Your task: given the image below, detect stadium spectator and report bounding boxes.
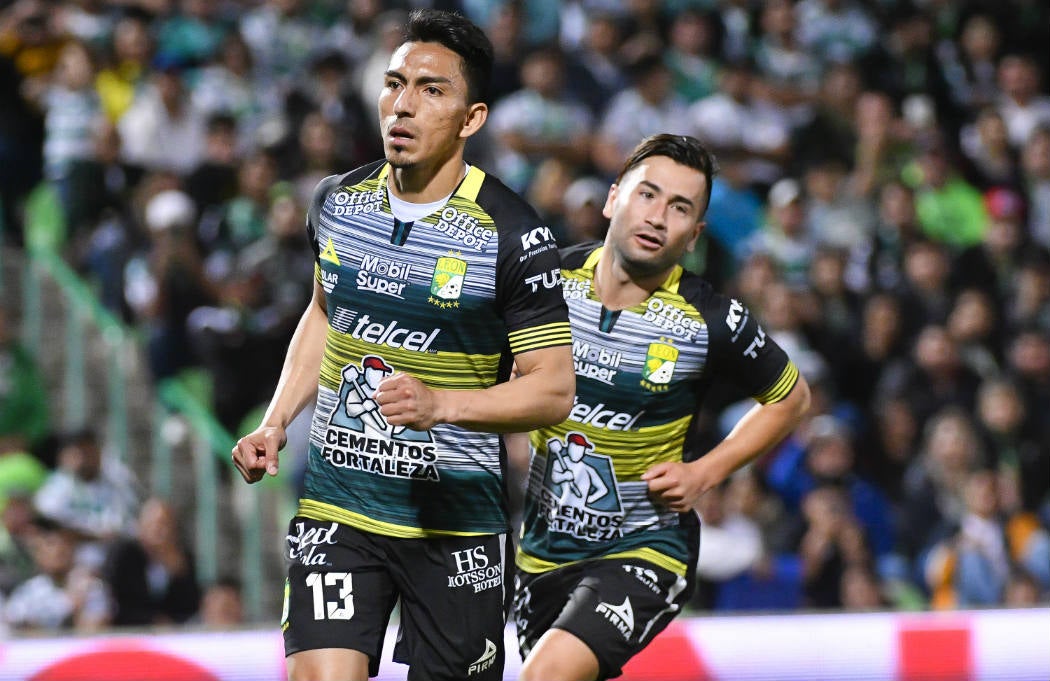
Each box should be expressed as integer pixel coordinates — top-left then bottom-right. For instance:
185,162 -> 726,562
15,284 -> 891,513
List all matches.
939,14 -> 1001,114
124,188 -> 215,379
489,46 -> 593,193
188,188 -> 314,429
95,13 -> 153,122
191,32 -> 276,153
996,54 -> 1050,149
744,178 -> 815,287
118,59 -> 206,174
591,51 -> 691,179
32,428 -> 139,564
0,493 -> 39,595
687,59 -> 789,188
1020,125 -> 1050,250
198,576 -> 244,628
791,62 -> 863,174
798,484 -> 871,608
695,481 -> 764,608
950,187 -> 1027,302
663,8 -> 719,105
752,0 -> 820,127
105,497 -> 200,626
562,11 -> 627,117
3,517 -> 113,632
900,407 -> 985,560
795,0 -> 878,66
959,108 -> 1021,190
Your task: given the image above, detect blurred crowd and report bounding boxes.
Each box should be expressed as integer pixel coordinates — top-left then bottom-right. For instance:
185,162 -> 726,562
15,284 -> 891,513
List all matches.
1,0 -> 1049,633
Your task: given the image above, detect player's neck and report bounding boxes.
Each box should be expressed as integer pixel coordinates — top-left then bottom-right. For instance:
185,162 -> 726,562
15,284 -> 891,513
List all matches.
388,153 -> 467,204
594,251 -> 668,310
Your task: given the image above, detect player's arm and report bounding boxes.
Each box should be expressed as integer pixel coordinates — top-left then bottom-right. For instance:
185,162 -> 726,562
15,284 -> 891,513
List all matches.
644,377 -> 810,512
374,344 -> 574,433
232,279 -> 328,482
644,297 -> 811,512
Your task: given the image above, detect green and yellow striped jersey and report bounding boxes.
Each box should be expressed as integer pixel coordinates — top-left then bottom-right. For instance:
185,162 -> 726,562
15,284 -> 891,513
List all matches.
298,161 -> 571,538
518,243 -> 799,576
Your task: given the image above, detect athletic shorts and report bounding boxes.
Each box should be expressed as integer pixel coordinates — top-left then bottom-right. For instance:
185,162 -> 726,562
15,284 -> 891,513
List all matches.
513,558 -> 689,680
282,516 -> 511,680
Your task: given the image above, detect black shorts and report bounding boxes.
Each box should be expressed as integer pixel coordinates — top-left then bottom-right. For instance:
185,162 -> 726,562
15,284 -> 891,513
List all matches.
513,558 -> 689,680
282,516 -> 511,681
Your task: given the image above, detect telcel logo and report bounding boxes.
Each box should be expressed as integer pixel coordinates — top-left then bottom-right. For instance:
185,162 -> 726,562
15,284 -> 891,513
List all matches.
349,315 -> 440,352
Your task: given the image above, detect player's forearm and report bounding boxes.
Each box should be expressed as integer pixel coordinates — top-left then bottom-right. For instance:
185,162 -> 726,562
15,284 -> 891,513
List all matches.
260,294 -> 328,430
696,376 -> 811,485
439,348 -> 575,432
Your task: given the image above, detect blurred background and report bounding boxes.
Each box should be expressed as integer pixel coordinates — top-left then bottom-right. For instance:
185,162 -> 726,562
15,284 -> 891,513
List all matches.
0,0 -> 1048,678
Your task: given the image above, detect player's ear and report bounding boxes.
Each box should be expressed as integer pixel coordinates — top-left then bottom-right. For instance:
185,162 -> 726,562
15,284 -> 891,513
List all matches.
459,102 -> 488,139
602,184 -> 618,219
685,220 -> 706,253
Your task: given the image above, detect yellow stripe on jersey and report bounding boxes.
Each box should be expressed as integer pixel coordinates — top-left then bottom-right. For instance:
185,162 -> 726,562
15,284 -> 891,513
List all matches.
755,361 -> 799,404
314,262 -> 322,283
516,547 -> 688,577
508,321 -> 572,354
532,414 -> 693,479
456,166 -> 486,202
318,328 -> 501,390
297,499 -> 488,539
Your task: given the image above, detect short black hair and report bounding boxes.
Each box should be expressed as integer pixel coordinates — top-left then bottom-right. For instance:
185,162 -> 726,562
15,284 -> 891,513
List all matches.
403,9 -> 494,105
616,134 -> 719,214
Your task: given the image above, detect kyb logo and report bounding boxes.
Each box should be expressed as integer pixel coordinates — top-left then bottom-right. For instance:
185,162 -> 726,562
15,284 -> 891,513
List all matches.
521,225 -> 555,250
286,521 -> 338,566
468,639 -> 498,676
448,546 -> 502,593
596,597 -> 635,640
572,340 -> 624,385
356,254 -> 413,299
524,269 -> 561,293
725,298 -> 751,342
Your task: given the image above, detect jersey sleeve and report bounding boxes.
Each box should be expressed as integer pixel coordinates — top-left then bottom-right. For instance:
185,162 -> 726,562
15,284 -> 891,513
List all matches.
707,294 -> 799,404
496,222 -> 572,355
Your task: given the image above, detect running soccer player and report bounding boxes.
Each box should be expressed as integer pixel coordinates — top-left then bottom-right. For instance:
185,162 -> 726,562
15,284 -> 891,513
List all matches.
231,10 -> 575,681
513,134 -> 811,681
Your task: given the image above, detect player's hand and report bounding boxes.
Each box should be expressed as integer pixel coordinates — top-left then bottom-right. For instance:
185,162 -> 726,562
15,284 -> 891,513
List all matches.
642,461 -> 714,513
231,425 -> 286,484
374,372 -> 442,431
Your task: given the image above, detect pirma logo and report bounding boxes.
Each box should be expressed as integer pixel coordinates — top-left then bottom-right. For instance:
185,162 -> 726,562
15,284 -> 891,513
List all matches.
596,597 -> 635,640
468,638 -> 498,676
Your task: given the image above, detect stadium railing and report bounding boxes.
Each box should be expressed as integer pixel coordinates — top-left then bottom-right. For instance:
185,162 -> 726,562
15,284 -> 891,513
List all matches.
16,185 -> 286,622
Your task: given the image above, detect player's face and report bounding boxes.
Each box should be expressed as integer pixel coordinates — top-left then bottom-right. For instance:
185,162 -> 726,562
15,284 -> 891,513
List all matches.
603,155 -> 706,278
378,41 -> 483,169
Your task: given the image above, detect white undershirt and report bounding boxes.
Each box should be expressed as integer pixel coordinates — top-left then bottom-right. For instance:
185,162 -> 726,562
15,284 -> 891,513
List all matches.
387,164 -> 470,222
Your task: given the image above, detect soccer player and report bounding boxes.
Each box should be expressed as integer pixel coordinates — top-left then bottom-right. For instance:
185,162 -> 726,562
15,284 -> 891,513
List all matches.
231,10 -> 575,681
513,134 -> 811,681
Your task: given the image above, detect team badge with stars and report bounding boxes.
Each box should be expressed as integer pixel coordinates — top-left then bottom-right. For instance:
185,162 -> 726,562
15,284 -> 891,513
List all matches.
641,337 -> 678,392
428,251 -> 467,309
